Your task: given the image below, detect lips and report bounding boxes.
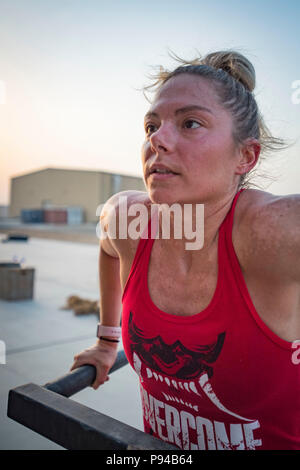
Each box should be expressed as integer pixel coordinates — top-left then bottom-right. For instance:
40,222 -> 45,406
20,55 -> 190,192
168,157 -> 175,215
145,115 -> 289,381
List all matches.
148,164 -> 179,178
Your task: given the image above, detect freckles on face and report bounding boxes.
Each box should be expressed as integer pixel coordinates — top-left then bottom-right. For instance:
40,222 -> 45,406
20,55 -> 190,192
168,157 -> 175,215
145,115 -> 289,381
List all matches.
141,74 -> 239,202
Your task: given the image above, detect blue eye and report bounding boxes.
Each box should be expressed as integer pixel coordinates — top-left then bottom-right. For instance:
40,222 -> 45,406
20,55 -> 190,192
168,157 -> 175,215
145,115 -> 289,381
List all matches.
184,120 -> 201,129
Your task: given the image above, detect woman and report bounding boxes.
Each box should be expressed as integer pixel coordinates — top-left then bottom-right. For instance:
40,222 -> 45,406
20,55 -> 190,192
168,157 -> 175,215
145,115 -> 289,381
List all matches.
71,50 -> 300,450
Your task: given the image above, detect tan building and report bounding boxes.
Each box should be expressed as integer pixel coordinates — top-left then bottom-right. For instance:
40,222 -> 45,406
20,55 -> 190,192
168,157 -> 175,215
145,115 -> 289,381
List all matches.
9,167 -> 146,222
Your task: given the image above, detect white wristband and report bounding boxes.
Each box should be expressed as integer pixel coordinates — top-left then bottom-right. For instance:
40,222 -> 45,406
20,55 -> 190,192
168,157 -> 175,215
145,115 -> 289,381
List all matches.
97,324 -> 121,338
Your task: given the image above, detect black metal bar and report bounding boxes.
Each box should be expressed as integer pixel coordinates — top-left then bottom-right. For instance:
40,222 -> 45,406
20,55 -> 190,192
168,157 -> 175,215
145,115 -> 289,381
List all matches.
44,349 -> 128,397
7,348 -> 178,449
7,383 -> 178,450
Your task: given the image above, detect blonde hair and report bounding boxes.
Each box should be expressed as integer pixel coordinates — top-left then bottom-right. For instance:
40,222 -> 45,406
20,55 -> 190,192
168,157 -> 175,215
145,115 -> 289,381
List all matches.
144,50 -> 288,189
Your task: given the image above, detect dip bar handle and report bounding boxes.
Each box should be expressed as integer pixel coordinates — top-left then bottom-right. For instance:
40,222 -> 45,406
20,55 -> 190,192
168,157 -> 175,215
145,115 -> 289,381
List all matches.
43,349 -> 128,397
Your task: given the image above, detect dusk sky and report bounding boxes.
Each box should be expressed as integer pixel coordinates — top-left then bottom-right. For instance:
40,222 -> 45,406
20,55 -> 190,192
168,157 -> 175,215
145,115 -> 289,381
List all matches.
0,0 -> 299,204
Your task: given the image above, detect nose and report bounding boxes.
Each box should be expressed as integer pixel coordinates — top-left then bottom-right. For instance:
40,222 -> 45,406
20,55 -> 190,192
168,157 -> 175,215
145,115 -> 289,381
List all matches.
149,122 -> 175,154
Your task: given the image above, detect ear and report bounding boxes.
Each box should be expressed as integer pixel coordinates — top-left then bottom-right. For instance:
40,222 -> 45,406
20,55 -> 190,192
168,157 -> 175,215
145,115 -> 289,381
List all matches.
235,138 -> 261,175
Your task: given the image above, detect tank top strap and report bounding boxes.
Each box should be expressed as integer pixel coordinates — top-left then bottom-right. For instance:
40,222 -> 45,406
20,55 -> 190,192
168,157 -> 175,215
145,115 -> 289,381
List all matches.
123,192 -> 244,301
122,206 -> 159,301
217,188 -> 245,276
222,188 -> 245,234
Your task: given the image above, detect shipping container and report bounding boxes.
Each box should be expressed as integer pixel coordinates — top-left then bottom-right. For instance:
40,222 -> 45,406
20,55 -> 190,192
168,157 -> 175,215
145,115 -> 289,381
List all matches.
21,209 -> 44,223
44,208 -> 67,224
66,206 -> 84,224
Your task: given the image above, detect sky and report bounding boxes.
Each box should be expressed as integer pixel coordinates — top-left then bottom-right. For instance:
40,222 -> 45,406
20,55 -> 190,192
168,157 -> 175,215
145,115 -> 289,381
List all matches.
0,0 -> 299,205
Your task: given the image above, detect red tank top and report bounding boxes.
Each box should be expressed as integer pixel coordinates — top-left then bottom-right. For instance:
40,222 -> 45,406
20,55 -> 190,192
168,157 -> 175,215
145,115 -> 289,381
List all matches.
121,190 -> 300,450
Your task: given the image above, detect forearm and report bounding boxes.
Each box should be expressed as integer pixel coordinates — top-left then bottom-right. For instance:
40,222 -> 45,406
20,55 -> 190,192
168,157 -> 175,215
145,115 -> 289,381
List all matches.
70,241 -> 122,388
99,244 -> 122,329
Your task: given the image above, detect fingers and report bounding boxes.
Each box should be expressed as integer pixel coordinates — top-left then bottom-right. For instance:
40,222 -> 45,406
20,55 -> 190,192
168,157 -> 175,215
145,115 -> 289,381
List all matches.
70,350 -> 97,372
70,345 -> 116,390
70,358 -> 109,390
71,355 -> 109,389
70,352 -> 84,371
70,354 -> 87,372
92,365 -> 110,390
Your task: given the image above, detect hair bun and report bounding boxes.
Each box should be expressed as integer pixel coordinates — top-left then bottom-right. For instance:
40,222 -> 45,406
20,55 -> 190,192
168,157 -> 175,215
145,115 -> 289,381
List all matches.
202,50 -> 256,92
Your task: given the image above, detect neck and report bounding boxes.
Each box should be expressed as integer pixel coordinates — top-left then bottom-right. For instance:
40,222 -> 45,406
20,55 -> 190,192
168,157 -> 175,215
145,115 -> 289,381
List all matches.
154,189 -> 239,253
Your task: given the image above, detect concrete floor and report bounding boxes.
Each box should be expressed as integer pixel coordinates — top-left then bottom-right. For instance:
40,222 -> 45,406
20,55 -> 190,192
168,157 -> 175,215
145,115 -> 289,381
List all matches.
0,234 -> 142,450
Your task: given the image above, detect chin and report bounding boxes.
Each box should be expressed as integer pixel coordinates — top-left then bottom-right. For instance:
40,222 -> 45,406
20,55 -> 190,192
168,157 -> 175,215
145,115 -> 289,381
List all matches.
147,188 -> 180,206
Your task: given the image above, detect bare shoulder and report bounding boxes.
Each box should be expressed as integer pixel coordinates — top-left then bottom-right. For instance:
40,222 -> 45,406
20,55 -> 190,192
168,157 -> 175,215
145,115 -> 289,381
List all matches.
236,188 -> 300,240
234,188 -> 300,281
100,190 -> 152,258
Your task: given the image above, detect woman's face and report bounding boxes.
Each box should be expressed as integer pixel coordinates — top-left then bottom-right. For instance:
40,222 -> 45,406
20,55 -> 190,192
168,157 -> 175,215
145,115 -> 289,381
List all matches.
141,73 -> 244,205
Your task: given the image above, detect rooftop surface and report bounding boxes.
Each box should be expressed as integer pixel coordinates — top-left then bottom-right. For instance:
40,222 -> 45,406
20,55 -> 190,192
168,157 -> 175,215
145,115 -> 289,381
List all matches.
0,229 -> 142,450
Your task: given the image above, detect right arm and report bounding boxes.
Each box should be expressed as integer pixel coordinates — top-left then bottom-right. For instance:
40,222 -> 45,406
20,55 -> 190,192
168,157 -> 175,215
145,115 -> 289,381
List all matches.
70,200 -> 123,389
70,190 -> 150,389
